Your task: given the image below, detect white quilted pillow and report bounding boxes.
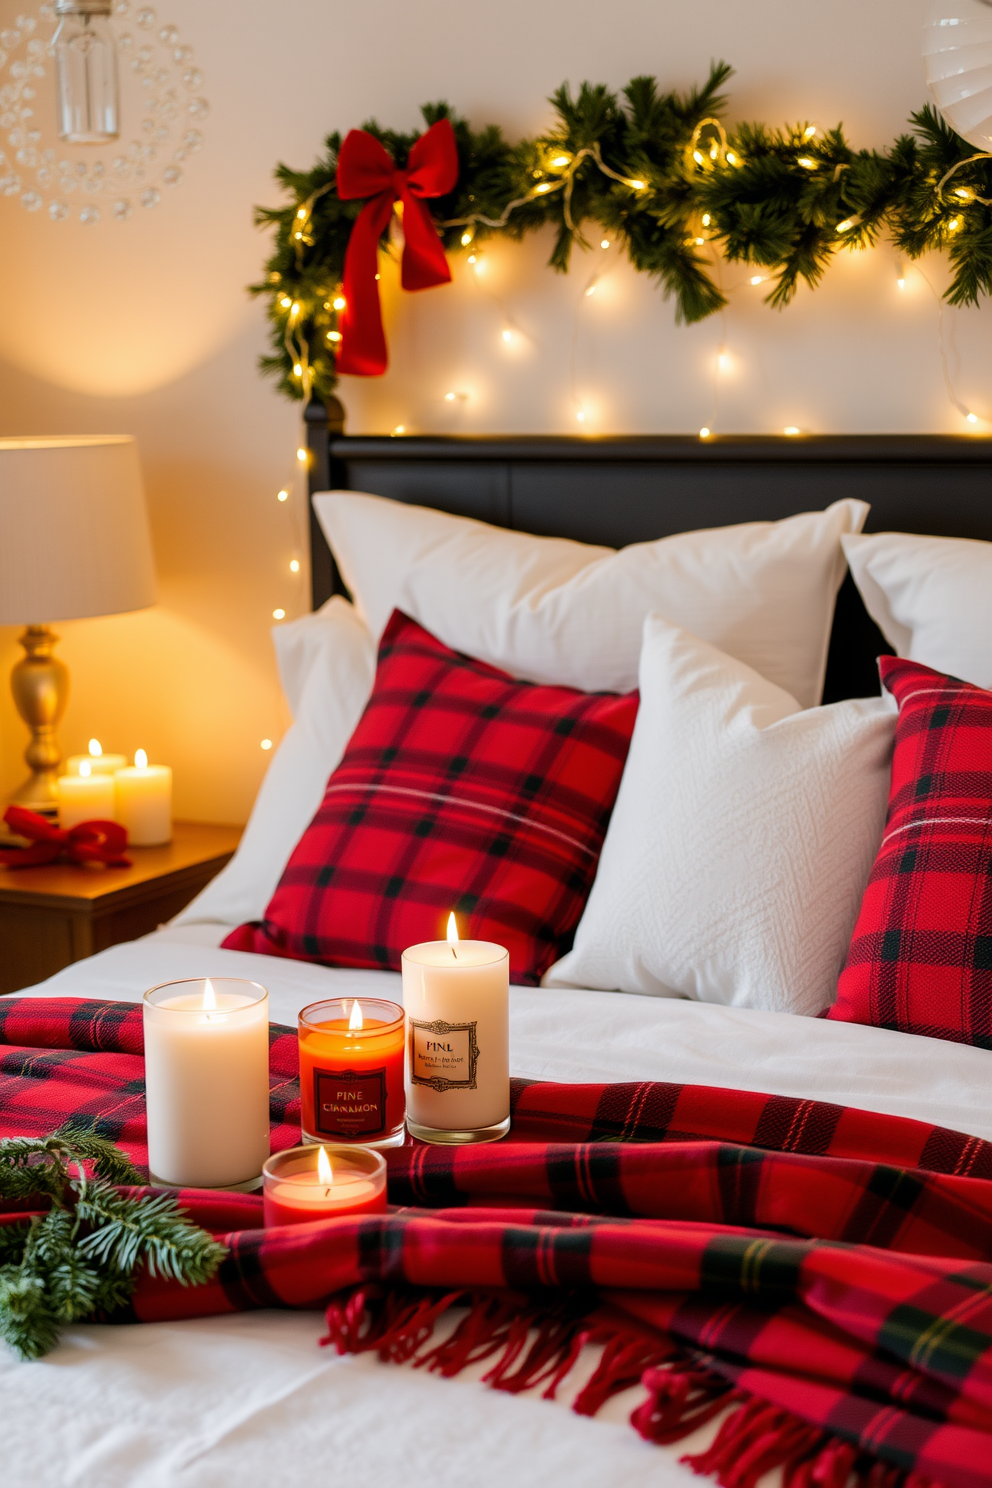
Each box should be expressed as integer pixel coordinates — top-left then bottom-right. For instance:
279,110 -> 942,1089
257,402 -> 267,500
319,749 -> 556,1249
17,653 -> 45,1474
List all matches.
843,530 -> 992,689
545,615 -> 895,1015
174,598 -> 376,927
313,491 -> 867,709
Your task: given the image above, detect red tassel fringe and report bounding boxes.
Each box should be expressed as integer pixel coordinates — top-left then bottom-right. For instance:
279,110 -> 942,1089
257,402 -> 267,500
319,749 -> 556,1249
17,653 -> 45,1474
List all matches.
321,1288 -> 940,1488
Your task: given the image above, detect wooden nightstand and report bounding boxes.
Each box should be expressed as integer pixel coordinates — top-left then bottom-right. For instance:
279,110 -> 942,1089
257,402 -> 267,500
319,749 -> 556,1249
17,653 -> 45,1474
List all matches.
0,820 -> 242,995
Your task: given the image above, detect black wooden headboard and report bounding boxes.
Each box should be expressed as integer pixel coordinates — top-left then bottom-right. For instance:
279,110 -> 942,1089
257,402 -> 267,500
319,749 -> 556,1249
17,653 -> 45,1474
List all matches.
304,402 -> 992,704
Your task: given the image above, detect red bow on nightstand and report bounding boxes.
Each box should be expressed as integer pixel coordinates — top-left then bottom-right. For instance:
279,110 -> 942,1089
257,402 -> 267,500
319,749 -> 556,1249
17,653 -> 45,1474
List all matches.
0,806 -> 131,868
335,117 -> 459,377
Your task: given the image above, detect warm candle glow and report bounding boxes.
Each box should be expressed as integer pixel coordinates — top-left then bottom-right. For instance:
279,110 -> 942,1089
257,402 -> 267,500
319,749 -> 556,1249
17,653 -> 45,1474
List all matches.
135,749 -> 148,769
202,978 -> 216,1012
348,999 -> 363,1031
88,739 -> 102,757
80,760 -> 92,778
447,913 -> 459,944
317,1145 -> 333,1186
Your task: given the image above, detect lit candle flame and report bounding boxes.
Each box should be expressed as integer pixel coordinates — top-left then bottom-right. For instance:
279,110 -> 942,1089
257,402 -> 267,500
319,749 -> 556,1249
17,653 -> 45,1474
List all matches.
88,738 -> 102,757
317,1145 -> 333,1188
80,761 -> 91,778
202,978 -> 216,1011
135,749 -> 148,769
348,999 -> 363,1031
447,912 -> 459,960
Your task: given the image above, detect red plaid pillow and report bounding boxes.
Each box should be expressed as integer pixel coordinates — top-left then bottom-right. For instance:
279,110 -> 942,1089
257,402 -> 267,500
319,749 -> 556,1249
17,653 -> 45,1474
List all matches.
223,610 -> 638,984
829,656 -> 992,1047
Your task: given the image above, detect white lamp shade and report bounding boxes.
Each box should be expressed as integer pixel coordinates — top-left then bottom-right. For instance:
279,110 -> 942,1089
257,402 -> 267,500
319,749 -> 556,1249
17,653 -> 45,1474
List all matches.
924,0 -> 992,149
0,435 -> 157,625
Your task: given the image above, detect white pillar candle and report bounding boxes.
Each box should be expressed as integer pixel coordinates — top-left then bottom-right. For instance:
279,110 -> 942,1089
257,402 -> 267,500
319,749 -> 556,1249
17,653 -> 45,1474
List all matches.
65,738 -> 128,776
143,977 -> 270,1188
57,763 -> 116,828
402,915 -> 510,1144
115,749 -> 172,845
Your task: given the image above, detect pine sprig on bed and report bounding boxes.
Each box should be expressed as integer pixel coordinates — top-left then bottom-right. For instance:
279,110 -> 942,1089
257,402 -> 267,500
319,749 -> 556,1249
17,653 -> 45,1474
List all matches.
0,1127 -> 227,1361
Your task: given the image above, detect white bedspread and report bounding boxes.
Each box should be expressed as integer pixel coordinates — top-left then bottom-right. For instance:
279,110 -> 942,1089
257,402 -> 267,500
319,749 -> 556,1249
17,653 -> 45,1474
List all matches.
5,925 -> 992,1488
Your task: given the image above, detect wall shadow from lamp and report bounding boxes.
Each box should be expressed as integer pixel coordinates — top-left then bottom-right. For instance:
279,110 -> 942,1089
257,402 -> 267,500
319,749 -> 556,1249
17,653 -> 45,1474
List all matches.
0,436 -> 157,820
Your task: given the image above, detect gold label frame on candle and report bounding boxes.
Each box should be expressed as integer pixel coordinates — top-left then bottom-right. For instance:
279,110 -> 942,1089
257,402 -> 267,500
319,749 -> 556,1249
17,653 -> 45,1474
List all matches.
409,1017 -> 480,1093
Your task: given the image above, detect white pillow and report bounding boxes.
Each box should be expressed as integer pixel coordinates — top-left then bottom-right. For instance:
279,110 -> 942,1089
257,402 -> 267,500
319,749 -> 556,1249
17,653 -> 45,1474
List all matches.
843,530 -> 992,689
545,616 -> 894,1015
174,597 -> 375,927
314,491 -> 868,709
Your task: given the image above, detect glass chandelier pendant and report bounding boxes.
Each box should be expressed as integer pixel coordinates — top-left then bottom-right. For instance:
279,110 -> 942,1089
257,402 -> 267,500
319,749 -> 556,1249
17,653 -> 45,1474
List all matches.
53,0 -> 120,144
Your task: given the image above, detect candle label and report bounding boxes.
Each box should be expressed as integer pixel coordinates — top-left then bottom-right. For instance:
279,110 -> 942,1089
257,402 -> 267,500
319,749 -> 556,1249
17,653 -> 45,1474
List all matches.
313,1067 -> 386,1138
409,1019 -> 479,1093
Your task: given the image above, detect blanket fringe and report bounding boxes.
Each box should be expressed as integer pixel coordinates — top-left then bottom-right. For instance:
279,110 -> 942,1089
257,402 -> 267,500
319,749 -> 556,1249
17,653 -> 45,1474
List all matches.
321,1289 -> 942,1488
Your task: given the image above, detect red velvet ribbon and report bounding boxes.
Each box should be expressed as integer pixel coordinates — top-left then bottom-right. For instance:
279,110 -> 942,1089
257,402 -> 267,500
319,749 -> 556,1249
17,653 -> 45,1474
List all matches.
335,118 -> 459,377
0,805 -> 131,868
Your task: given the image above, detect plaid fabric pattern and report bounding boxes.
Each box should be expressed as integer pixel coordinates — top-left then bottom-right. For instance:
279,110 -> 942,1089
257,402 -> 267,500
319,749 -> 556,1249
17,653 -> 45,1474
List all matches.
7,996 -> 992,1488
223,609 -> 638,983
831,656 -> 992,1048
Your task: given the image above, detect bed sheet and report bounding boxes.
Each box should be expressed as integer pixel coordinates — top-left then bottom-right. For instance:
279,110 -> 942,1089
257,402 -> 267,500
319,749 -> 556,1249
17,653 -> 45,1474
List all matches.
5,926 -> 992,1488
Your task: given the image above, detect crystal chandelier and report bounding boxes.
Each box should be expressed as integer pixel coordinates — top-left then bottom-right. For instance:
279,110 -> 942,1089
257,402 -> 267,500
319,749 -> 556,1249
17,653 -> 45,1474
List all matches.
0,1 -> 208,223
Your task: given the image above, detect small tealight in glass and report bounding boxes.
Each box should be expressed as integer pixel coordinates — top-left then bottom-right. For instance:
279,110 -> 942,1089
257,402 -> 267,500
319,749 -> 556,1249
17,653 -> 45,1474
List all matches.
262,1144 -> 387,1227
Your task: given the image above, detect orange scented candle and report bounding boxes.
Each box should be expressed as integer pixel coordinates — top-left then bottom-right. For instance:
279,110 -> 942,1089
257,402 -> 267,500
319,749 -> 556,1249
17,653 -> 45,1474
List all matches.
262,1144 -> 387,1227
298,997 -> 406,1149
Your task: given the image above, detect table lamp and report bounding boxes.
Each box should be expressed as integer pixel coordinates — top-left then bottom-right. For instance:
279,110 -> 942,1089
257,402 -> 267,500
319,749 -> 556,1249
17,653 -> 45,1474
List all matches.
0,436 -> 157,816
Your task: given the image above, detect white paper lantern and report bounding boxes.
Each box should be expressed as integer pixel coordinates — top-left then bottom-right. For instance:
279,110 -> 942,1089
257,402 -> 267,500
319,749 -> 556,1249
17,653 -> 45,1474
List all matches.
924,0 -> 992,149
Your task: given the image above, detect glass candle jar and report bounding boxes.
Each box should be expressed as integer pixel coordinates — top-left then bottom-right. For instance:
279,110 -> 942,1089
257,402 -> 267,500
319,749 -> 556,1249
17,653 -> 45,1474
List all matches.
298,998 -> 406,1149
143,978 -> 270,1189
402,939 -> 510,1144
262,1143 -> 387,1227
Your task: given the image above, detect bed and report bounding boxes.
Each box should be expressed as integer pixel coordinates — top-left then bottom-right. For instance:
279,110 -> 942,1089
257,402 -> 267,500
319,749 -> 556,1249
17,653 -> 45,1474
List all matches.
5,419 -> 992,1488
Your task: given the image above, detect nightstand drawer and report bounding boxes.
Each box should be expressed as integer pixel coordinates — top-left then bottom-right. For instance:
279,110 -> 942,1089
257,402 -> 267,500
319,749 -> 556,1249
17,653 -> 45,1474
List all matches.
0,821 -> 242,994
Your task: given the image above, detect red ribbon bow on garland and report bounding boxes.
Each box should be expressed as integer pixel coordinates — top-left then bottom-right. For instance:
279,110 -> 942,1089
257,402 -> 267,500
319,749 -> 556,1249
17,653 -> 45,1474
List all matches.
0,806 -> 131,869
335,118 -> 459,377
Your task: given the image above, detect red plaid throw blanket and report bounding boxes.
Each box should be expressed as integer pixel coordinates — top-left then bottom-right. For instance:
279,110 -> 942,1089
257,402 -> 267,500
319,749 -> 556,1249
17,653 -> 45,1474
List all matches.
3,997 -> 992,1488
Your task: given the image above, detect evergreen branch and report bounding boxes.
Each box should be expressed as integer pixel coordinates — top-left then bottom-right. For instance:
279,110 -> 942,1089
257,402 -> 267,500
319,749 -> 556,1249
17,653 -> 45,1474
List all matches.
251,70 -> 992,401
0,1131 -> 227,1361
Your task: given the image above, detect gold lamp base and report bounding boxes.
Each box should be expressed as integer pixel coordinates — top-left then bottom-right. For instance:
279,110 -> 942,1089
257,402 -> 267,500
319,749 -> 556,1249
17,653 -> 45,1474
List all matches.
7,624 -> 69,818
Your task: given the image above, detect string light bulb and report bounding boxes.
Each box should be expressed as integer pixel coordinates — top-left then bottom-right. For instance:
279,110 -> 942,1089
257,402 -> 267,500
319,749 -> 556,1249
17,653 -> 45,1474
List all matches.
717,350 -> 731,371
699,426 -> 712,439
836,219 -> 855,233
726,151 -> 740,166
393,424 -> 406,435
296,447 -> 307,462
277,488 -> 289,502
460,230 -> 473,246
628,178 -> 646,190
783,426 -> 802,437
701,214 -> 711,227
332,295 -> 346,310
750,274 -> 766,286
327,330 -> 342,342
260,739 -> 272,751
272,608 -> 286,620
293,362 -> 302,376
279,295 -> 292,309
501,327 -> 513,343
289,559 -> 300,573
954,188 -> 973,201
535,182 -> 554,194
948,217 -> 962,232
550,153 -> 570,168
803,125 -> 817,139
967,411 -> 979,424
797,157 -> 817,170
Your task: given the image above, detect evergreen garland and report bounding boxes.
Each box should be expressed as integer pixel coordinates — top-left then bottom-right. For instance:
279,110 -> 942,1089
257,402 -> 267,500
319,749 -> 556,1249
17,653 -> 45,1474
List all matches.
251,66 -> 992,405
0,1127 -> 226,1360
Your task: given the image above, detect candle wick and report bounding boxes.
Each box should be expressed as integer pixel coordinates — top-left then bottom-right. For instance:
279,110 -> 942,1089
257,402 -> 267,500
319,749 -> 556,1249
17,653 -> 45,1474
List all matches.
450,944 -> 458,960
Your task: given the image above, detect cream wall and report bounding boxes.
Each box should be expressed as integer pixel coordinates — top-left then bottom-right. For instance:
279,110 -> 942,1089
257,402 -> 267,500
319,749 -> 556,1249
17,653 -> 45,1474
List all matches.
0,0 -> 985,823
